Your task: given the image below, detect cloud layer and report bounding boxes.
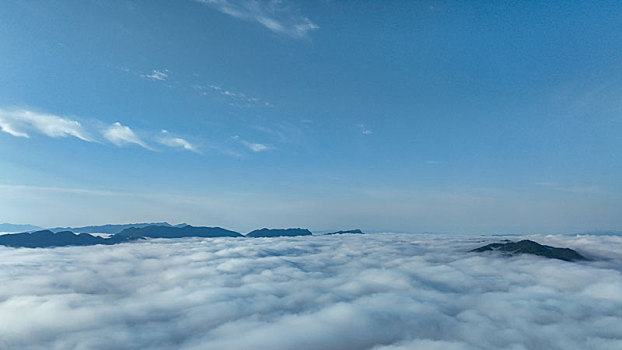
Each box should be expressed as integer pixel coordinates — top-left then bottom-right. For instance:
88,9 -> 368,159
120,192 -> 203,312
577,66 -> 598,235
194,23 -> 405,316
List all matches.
0,233 -> 620,349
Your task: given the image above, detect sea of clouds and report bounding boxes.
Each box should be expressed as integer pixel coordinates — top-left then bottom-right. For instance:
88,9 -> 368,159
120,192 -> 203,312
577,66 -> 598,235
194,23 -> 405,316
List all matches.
0,233 -> 621,350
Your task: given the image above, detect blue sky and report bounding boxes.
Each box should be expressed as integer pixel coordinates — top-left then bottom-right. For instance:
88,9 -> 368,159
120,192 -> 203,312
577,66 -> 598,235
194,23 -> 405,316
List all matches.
1,0 -> 621,233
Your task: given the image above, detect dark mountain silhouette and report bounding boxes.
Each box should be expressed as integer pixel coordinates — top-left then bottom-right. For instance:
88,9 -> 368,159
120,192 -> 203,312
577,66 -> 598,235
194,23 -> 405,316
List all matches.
0,225 -> 241,248
110,225 -> 241,243
471,240 -> 587,261
246,228 -> 312,237
324,229 -> 364,235
0,230 -> 106,248
0,223 -> 42,233
49,222 -> 181,234
0,224 -> 369,248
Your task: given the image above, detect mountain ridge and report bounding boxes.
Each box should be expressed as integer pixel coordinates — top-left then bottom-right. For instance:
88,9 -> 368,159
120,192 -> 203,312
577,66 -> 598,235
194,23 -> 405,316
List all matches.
471,239 -> 587,261
0,225 -> 341,248
324,229 -> 363,235
48,222 -> 186,234
0,223 -> 43,233
246,228 -> 312,238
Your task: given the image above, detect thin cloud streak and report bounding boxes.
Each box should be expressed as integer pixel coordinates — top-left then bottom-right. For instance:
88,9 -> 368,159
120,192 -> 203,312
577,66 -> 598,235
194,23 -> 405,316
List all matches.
141,69 -> 168,81
196,0 -> 319,38
0,108 -> 92,141
242,140 -> 270,152
536,182 -> 603,194
193,83 -> 272,108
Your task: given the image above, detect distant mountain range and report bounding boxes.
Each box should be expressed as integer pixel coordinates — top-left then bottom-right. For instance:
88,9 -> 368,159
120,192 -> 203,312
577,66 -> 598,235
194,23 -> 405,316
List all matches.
0,225 -> 600,263
112,225 -> 242,241
0,223 -> 43,233
0,225 -> 363,248
49,222 -> 187,234
0,230 -> 107,248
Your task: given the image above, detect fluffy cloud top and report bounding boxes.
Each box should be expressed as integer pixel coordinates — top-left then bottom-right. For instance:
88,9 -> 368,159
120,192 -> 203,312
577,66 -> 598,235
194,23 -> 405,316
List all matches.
0,233 -> 620,349
104,122 -> 149,148
0,108 -> 92,141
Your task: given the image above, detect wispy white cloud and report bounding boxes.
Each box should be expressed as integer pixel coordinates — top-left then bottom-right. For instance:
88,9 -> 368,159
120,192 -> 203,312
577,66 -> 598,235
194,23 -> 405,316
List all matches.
242,140 -> 270,152
356,123 -> 373,135
536,182 -> 603,194
550,79 -> 622,122
158,130 -> 198,152
0,108 -> 92,141
0,117 -> 28,138
252,121 -> 305,145
196,0 -> 319,38
103,122 -> 149,149
0,107 -> 212,155
141,69 -> 168,81
232,136 -> 270,153
194,83 -> 272,108
535,182 -> 561,187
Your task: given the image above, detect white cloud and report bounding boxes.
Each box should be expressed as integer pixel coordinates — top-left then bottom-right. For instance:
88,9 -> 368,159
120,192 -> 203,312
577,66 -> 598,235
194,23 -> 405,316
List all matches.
357,123 -> 373,135
252,122 -> 304,144
196,0 -> 319,39
0,118 -> 28,138
0,233 -> 621,349
103,122 -> 149,148
536,182 -> 603,194
141,69 -> 168,81
242,140 -> 269,152
0,107 -> 207,155
194,83 -> 271,108
158,130 -> 198,152
0,108 -> 92,141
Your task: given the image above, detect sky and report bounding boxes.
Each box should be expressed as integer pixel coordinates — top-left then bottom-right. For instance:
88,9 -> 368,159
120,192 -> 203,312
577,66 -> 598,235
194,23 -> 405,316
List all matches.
1,0 -> 621,233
